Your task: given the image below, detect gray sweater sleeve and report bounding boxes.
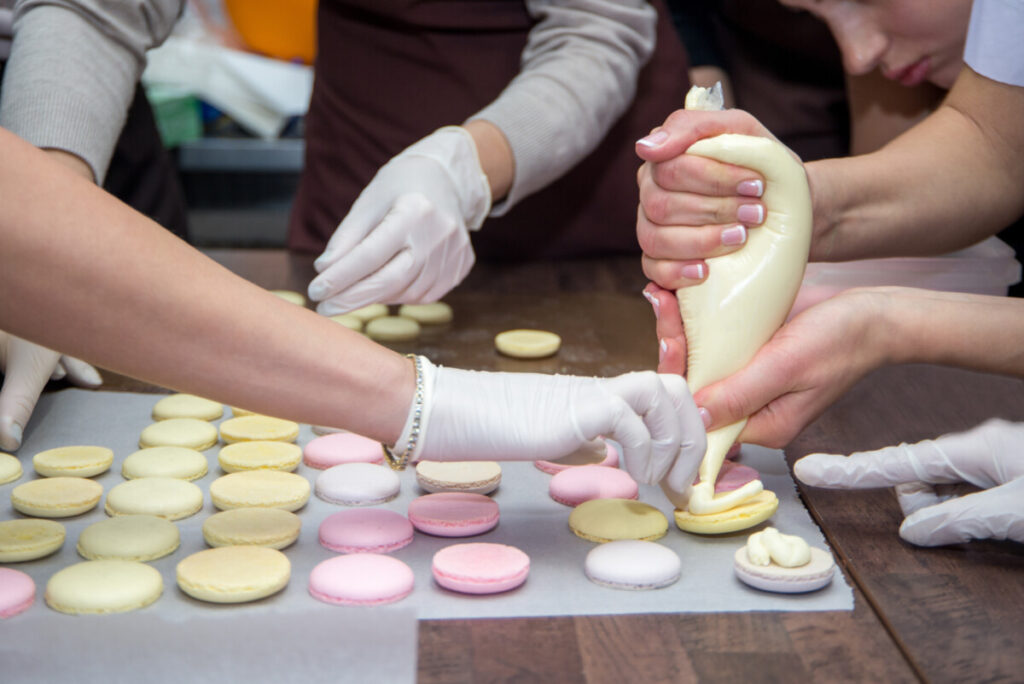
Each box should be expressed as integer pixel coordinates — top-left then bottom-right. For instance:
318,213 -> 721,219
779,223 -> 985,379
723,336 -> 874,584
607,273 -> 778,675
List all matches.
0,0 -> 182,182
469,0 -> 656,215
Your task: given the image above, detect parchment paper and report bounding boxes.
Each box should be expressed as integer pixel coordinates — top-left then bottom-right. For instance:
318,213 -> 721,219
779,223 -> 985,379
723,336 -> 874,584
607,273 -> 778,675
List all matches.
2,389 -> 853,680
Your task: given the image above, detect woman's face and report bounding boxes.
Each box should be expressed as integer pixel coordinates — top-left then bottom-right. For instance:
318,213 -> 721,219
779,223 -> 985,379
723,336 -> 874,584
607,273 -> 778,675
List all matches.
778,0 -> 971,89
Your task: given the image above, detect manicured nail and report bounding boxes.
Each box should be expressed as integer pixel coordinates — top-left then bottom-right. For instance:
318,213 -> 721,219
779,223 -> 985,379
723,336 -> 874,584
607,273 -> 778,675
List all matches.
681,263 -> 705,280
737,204 -> 764,224
737,180 -> 764,198
699,407 -> 712,429
659,339 -> 668,362
637,130 -> 670,148
721,225 -> 747,246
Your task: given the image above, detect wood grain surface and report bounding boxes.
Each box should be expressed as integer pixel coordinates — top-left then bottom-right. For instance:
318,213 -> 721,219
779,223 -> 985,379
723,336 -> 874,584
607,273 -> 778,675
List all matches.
100,250 -> 1022,683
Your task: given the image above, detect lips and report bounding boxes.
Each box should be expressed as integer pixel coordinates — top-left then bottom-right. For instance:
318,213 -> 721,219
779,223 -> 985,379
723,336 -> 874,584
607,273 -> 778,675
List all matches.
884,57 -> 931,87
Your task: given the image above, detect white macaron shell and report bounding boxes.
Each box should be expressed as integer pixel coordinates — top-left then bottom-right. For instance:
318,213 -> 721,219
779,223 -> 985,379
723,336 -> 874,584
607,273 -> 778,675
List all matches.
584,539 -> 681,590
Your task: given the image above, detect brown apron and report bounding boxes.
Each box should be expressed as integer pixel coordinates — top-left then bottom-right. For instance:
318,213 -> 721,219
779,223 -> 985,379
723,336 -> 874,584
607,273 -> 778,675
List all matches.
288,0 -> 690,259
710,0 -> 850,161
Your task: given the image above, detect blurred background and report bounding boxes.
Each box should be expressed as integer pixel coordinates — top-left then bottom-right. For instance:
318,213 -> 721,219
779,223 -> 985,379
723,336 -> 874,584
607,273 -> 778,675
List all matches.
143,0 -> 317,248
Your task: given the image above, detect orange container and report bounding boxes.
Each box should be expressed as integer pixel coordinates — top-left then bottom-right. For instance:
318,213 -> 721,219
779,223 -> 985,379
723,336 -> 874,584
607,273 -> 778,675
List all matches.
223,0 -> 317,64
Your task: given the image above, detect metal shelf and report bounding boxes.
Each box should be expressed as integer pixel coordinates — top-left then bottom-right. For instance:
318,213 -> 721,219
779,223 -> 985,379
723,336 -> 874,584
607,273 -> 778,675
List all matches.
177,137 -> 304,172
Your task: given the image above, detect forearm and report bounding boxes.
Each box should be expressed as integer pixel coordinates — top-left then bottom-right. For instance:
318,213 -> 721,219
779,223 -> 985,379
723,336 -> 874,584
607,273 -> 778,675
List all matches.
470,0 -> 655,214
808,68 -> 1024,262
1,0 -> 181,182
878,287 -> 1024,376
463,119 -> 514,204
0,129 -> 413,443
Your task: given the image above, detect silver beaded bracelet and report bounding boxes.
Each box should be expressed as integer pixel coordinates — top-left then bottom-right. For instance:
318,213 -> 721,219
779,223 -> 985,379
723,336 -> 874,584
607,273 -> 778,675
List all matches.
382,354 -> 424,471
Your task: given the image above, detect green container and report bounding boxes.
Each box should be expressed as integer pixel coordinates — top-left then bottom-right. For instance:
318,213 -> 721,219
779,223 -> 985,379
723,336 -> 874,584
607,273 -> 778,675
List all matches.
145,85 -> 203,149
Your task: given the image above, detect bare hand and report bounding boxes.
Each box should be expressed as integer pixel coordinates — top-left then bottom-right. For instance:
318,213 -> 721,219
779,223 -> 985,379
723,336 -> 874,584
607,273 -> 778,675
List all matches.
635,109 -> 777,290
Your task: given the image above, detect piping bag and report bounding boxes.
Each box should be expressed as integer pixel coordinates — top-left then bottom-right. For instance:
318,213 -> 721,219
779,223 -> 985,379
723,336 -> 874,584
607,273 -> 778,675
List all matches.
659,84 -> 813,514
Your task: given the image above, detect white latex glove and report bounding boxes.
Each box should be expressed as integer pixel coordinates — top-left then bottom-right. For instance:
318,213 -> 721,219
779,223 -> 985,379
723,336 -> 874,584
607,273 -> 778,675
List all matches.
308,126 -> 491,314
0,331 -> 102,450
794,418 -> 1024,546
401,358 -> 707,487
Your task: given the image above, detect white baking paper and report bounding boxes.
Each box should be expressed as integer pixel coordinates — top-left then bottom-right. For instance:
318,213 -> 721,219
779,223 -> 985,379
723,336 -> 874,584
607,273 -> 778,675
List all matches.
2,389 -> 852,680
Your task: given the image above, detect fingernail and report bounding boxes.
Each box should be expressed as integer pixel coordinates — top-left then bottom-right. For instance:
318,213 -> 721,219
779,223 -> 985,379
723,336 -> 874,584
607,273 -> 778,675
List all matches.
698,407 -> 711,429
650,296 -> 660,318
637,130 -> 669,148
308,281 -> 326,301
659,339 -> 668,362
721,225 -> 747,246
737,204 -> 764,224
737,180 -> 764,197
681,263 -> 705,280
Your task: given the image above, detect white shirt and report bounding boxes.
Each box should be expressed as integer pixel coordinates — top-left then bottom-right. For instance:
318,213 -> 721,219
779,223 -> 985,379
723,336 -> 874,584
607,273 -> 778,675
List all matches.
964,0 -> 1024,87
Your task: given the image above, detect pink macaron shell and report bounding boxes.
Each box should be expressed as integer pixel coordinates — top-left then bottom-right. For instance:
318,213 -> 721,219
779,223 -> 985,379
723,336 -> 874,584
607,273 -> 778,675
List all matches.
319,508 -> 414,554
309,553 -> 415,606
407,492 -> 499,537
693,460 -> 760,492
548,465 -> 638,507
304,432 -> 384,469
535,441 -> 620,475
432,542 -> 530,595
0,568 -> 35,619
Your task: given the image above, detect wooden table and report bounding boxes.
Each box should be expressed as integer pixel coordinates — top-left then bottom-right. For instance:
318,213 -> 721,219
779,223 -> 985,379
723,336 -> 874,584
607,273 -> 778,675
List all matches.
119,249 -> 1024,683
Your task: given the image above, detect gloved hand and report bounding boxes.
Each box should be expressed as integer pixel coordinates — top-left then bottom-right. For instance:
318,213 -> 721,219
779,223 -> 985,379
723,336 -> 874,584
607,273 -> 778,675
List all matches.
0,331 -> 102,451
794,418 -> 1024,546
308,126 -> 492,315
406,358 -> 707,487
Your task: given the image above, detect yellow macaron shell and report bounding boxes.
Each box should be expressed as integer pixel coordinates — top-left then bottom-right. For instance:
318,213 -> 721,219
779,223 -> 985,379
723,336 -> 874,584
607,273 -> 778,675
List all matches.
494,329 -> 561,359
0,453 -> 24,484
11,477 -> 103,518
364,315 -> 421,342
202,508 -> 302,549
330,313 -> 363,331
46,560 -> 163,615
218,441 -> 303,473
152,393 -> 224,421
673,490 -> 780,535
104,477 -> 204,521
176,546 -> 291,603
77,515 -> 180,561
568,499 -> 669,543
397,302 -> 453,325
139,418 -> 219,450
209,470 -> 310,511
121,446 -> 209,481
347,303 -> 388,322
0,518 -> 66,562
33,445 -> 114,478
219,416 -> 300,444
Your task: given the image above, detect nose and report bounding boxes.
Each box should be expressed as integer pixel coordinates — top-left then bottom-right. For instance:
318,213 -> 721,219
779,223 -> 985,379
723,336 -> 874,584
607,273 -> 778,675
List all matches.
830,15 -> 888,76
